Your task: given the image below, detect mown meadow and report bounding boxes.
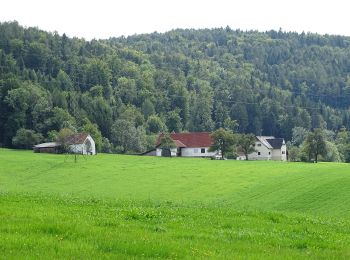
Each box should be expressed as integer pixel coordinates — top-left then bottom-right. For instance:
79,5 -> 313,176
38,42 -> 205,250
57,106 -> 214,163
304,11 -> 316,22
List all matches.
1,149 -> 350,258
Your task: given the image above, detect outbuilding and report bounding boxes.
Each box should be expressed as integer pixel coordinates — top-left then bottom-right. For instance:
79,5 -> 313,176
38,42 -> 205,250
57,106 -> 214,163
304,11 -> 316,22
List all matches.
33,133 -> 96,155
33,142 -> 61,153
65,133 -> 96,155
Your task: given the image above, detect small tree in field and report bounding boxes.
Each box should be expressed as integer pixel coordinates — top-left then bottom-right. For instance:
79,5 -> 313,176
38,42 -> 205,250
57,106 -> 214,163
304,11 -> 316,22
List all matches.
209,128 -> 235,159
236,133 -> 256,160
159,133 -> 176,157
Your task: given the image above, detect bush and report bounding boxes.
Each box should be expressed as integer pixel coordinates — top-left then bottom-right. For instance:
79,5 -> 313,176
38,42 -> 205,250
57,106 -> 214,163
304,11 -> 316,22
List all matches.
12,128 -> 43,149
145,134 -> 157,150
288,146 -> 300,162
324,141 -> 341,162
101,137 -> 113,153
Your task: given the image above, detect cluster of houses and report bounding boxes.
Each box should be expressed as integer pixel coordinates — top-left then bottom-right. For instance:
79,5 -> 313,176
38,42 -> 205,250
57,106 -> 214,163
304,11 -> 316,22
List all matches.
33,132 -> 287,161
142,132 -> 287,161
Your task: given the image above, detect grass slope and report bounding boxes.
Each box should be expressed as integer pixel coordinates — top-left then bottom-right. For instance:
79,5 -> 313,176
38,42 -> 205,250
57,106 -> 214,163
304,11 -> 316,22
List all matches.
1,149 -> 350,215
2,194 -> 350,259
1,149 -> 350,258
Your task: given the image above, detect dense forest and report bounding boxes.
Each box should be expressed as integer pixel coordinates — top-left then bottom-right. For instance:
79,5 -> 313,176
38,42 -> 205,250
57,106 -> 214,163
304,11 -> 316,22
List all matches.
1,21 -> 350,155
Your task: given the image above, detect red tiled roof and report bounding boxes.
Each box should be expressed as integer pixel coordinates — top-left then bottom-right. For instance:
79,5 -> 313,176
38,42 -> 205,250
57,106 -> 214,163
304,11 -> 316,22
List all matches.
65,133 -> 89,145
157,132 -> 213,148
173,139 -> 187,148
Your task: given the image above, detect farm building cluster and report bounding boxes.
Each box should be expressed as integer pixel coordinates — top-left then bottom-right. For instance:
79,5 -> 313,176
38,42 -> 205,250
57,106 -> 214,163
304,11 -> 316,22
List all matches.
33,131 -> 286,160
143,132 -> 287,161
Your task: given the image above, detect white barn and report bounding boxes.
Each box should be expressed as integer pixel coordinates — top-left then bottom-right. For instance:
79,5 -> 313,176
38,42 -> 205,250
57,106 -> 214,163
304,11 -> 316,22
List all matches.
154,132 -> 218,158
34,133 -> 96,155
66,133 -> 96,155
237,136 -> 287,161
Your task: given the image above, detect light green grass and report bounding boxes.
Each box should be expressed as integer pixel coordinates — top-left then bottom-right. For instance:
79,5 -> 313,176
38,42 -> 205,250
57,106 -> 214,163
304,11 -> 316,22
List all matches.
2,194 -> 350,259
1,149 -> 350,215
1,148 -> 350,258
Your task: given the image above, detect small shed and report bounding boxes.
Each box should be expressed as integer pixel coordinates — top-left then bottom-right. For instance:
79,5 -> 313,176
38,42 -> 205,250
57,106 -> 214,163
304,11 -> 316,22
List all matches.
33,133 -> 96,155
33,142 -> 61,153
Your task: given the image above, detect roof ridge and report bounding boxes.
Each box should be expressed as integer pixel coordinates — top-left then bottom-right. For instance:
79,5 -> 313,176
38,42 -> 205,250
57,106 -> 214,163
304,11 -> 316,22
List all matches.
157,132 -> 213,148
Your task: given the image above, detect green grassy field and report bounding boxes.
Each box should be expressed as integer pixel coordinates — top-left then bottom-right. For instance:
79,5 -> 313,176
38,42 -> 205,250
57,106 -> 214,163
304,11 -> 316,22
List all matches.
1,148 -> 350,258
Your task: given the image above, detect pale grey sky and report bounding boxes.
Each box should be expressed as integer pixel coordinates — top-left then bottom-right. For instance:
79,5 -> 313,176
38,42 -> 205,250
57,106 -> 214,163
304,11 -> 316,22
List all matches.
1,0 -> 349,39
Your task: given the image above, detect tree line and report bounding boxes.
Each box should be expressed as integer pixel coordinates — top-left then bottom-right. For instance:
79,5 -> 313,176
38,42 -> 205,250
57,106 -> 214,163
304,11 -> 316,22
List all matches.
1,21 -> 350,159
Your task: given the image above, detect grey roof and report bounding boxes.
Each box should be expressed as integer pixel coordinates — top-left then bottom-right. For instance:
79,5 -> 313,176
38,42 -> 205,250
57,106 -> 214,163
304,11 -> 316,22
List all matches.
33,142 -> 60,148
256,136 -> 273,149
266,138 -> 285,149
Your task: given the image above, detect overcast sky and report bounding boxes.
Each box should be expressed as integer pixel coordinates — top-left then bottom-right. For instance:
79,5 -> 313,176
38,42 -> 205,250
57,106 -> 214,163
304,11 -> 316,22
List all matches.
1,0 -> 349,40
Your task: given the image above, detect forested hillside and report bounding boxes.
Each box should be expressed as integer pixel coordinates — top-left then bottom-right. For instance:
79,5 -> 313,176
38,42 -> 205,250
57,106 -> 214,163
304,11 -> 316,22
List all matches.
1,21 -> 350,153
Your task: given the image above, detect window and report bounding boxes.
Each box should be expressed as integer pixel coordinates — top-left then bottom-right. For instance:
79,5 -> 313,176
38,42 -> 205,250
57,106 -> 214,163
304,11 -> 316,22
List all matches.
201,148 -> 205,153
268,152 -> 271,155
282,151 -> 285,154
194,148 -> 198,153
258,152 -> 261,155
257,143 -> 261,147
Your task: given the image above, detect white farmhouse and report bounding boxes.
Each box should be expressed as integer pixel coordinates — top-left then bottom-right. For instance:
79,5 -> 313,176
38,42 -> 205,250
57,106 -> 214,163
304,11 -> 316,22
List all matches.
66,133 -> 96,155
154,132 -> 218,157
237,136 -> 287,161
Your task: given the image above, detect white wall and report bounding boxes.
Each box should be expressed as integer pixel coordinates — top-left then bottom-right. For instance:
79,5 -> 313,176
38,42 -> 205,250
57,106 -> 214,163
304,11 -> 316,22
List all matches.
236,155 -> 246,160
69,135 -> 96,155
156,148 -> 177,157
281,144 -> 287,161
181,147 -> 216,157
249,141 -> 272,160
271,145 -> 287,161
156,147 -> 216,157
85,135 -> 96,155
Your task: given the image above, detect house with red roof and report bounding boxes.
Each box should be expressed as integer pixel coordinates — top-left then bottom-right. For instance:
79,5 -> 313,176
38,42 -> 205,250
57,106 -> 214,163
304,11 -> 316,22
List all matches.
152,132 -> 218,157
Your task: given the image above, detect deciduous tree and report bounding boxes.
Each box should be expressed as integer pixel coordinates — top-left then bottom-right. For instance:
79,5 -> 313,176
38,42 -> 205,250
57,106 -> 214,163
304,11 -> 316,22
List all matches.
110,119 -> 145,153
236,134 -> 256,160
209,128 -> 235,159
12,128 -> 43,149
303,128 -> 327,163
